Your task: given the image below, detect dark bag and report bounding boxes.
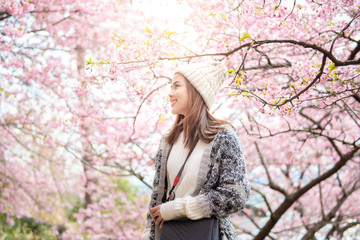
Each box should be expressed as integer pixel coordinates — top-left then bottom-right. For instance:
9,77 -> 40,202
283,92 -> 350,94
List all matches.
160,216 -> 219,240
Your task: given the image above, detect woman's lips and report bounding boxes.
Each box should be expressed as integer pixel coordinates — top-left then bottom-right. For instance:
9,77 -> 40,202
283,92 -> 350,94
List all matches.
170,99 -> 177,107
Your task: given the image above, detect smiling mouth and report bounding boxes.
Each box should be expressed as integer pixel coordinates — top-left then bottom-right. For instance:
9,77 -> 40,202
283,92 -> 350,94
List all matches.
170,100 -> 177,106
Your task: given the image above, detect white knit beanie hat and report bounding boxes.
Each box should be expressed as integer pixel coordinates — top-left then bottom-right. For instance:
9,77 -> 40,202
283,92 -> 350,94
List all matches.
174,62 -> 228,109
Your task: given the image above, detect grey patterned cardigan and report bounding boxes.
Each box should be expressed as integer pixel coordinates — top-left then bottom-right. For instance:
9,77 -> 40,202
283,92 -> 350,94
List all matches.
145,126 -> 250,240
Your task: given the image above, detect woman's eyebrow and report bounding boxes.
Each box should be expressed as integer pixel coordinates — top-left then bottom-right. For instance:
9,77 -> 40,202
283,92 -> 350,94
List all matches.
171,80 -> 181,86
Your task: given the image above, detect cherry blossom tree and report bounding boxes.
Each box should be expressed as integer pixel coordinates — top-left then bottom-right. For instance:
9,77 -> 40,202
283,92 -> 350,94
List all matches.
1,0 -> 151,239
1,0 -> 359,239
105,1 -> 360,238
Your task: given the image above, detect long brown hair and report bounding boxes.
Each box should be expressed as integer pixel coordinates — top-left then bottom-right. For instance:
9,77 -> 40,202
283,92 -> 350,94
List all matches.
165,75 -> 231,149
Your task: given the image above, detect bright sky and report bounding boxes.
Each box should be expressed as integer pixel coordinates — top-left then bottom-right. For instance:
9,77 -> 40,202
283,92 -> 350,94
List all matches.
132,0 -> 193,32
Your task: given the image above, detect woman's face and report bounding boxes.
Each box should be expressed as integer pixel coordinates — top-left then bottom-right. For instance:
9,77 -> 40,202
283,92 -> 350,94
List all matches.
169,73 -> 190,116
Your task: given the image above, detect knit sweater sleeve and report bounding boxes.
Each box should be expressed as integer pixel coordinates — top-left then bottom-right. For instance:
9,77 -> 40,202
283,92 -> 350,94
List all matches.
144,146 -> 162,225
160,195 -> 204,220
144,133 -> 168,240
195,129 -> 250,218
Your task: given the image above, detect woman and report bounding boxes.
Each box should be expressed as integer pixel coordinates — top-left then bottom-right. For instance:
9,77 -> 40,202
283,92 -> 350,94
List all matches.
142,62 -> 250,240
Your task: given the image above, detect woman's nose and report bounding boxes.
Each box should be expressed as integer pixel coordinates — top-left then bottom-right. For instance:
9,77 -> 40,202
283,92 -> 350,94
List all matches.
168,89 -> 174,98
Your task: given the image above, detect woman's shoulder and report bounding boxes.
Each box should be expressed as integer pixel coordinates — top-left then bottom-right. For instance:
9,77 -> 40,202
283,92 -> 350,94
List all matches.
158,129 -> 170,141
213,124 -> 242,148
216,124 -> 239,139
157,129 -> 170,148
209,125 -> 245,163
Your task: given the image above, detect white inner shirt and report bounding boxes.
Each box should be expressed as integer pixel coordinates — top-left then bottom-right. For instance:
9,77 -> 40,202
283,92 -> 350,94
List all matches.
167,131 -> 207,198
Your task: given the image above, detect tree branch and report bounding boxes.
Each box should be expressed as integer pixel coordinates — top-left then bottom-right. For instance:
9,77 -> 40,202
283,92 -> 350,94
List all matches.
255,141 -> 289,196
301,178 -> 360,239
329,9 -> 360,54
253,146 -> 359,240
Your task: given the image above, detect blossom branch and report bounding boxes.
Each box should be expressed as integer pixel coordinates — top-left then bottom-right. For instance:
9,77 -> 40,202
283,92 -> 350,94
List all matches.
255,141 -> 289,196
253,146 -> 359,240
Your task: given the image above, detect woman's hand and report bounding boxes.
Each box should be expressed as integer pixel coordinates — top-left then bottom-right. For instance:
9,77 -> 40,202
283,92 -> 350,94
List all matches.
150,205 -> 165,228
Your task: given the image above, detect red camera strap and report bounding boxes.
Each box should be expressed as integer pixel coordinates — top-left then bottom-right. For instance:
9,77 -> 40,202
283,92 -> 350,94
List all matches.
162,137 -> 199,202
